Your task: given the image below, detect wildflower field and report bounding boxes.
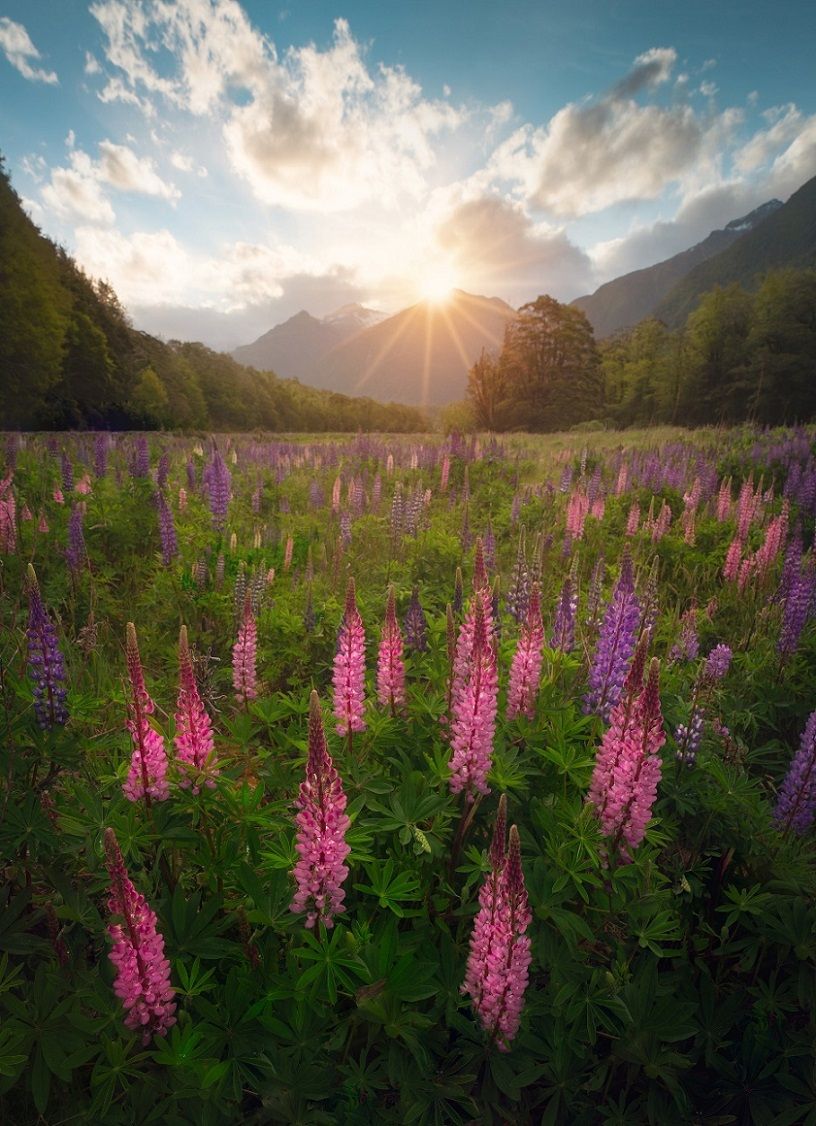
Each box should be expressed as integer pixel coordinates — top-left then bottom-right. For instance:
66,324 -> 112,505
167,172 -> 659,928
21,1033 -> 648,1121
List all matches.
1,426 -> 816,1125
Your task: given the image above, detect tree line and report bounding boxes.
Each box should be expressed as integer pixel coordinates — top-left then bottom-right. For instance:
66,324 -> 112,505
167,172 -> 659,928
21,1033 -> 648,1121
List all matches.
0,156 -> 426,433
467,272 -> 816,431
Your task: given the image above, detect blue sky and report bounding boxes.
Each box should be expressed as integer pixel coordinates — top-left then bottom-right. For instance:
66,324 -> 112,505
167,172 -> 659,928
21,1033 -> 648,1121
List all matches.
1,0 -> 815,350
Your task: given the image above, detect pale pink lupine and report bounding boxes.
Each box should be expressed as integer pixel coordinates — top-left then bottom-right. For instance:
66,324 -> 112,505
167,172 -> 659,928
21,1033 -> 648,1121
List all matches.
448,599 -> 498,801
716,478 -> 732,522
449,540 -> 494,721
333,577 -> 367,738
652,501 -> 672,542
123,624 -> 169,803
290,691 -> 351,928
0,479 -> 16,553
625,501 -> 640,536
723,537 -> 742,581
376,585 -> 406,715
104,828 -> 176,1043
75,474 -> 92,495
233,597 -> 258,704
565,489 -> 589,540
507,585 -> 544,721
53,488 -> 65,505
590,497 -> 605,522
20,503 -> 32,521
754,502 -> 789,579
178,487 -> 187,512
738,555 -> 757,592
440,455 -> 450,492
462,809 -> 531,1052
37,512 -> 49,534
586,653 -> 665,859
615,464 -> 628,495
174,626 -> 217,791
331,476 -> 342,512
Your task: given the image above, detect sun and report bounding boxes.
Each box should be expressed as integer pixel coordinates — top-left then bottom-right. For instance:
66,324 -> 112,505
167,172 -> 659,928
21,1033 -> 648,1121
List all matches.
418,263 -> 458,305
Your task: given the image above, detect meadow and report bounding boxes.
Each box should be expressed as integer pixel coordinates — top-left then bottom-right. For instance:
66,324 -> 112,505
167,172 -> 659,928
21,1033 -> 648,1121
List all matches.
1,426 -> 815,1125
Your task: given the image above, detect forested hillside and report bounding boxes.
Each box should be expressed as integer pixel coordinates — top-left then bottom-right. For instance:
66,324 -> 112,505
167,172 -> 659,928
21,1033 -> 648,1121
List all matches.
0,158 -> 426,432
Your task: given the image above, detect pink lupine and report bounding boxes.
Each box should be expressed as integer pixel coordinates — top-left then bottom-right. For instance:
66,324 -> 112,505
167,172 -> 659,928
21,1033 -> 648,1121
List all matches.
174,626 -> 217,791
333,577 -> 367,739
233,596 -> 258,704
565,488 -> 589,541
615,464 -> 628,495
440,454 -> 450,492
0,486 -> 16,554
507,585 -> 544,721
178,486 -> 187,512
104,828 -> 176,1043
376,585 -> 406,715
625,501 -> 640,536
37,511 -> 49,534
652,501 -> 672,542
449,599 -> 498,801
462,809 -> 531,1052
53,488 -> 64,505
283,535 -> 294,571
723,536 -> 742,581
590,496 -> 605,522
587,654 -> 665,859
331,476 -> 342,512
716,477 -> 732,522
123,623 -> 169,803
449,539 -> 494,710
290,691 -> 351,928
754,502 -> 789,579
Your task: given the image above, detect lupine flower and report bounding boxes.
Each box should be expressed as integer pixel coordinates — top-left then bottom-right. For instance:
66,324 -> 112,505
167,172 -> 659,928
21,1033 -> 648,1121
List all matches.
233,597 -> 258,704
26,565 -> 68,729
290,691 -> 351,928
404,586 -> 428,652
156,453 -> 169,490
448,599 -> 498,800
507,585 -> 544,721
565,488 -> 589,541
104,828 -> 176,1043
462,810 -> 531,1052
94,433 -> 109,478
551,574 -> 577,653
203,448 -> 231,530
132,437 -> 150,479
585,555 -> 606,631
778,564 -> 816,659
440,455 -> 450,492
174,626 -> 217,791
625,501 -> 640,536
123,623 -> 169,803
669,606 -> 699,662
675,706 -> 704,767
453,566 -> 464,615
703,644 -> 732,682
333,578 -> 366,737
774,710 -> 816,834
60,451 -> 74,494
53,488 -> 65,505
584,553 -> 641,722
283,535 -> 294,571
156,491 -> 178,566
0,477 -> 17,553
586,655 -> 665,858
66,503 -> 86,573
376,585 -> 406,715
505,529 -> 530,623
716,477 -> 732,521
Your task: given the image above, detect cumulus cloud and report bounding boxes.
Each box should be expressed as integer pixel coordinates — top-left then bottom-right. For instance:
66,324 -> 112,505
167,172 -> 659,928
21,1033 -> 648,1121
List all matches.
89,3 -> 462,211
436,195 -> 593,303
0,17 -> 58,84
96,141 -> 180,199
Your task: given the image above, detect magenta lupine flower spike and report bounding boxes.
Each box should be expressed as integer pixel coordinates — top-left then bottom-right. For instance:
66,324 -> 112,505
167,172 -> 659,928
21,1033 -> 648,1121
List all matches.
448,598 -> 498,801
290,691 -> 351,928
376,585 -> 406,715
104,828 -> 176,1044
463,817 -> 531,1051
233,596 -> 258,705
174,626 -> 218,792
333,577 -> 367,738
123,624 -> 169,803
586,657 -> 665,859
507,584 -> 544,721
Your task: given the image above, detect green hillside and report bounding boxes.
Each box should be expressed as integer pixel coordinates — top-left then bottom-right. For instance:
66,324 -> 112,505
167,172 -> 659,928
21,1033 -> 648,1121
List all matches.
0,157 -> 426,432
655,173 -> 816,327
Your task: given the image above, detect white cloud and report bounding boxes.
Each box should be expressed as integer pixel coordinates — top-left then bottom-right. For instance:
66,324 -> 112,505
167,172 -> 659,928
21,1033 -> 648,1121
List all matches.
0,17 -> 58,84
84,51 -> 101,75
65,129 -> 76,149
436,195 -> 592,302
96,141 -> 180,199
42,159 -> 116,224
170,151 -> 193,172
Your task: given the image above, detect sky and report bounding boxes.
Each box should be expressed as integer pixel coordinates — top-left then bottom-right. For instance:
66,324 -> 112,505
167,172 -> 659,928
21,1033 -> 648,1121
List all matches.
1,0 -> 815,351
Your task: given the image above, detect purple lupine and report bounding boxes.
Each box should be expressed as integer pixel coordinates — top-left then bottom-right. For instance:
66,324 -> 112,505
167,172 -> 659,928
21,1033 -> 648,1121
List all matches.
448,599 -> 498,801
453,567 -> 464,615
26,565 -> 68,729
156,452 -> 169,490
507,585 -> 544,721
505,529 -> 530,624
462,810 -> 531,1051
675,706 -> 704,767
376,585 -> 406,715
104,828 -> 176,1043
550,574 -> 577,653
483,521 -> 496,572
156,491 -> 178,566
774,710 -> 816,834
669,606 -> 699,663
333,578 -> 367,738
123,624 -> 169,803
339,511 -> 352,546
186,458 -> 196,491
132,437 -> 150,479
703,644 -> 732,682
584,554 -> 641,722
94,433 -> 109,478
60,451 -> 74,494
174,626 -> 217,791
290,691 -> 351,928
66,503 -> 86,573
203,449 -> 231,530
404,586 -> 428,652
778,564 -> 816,660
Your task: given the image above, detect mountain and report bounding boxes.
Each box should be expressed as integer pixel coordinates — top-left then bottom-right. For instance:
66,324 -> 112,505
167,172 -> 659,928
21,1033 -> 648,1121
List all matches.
234,290 -> 516,406
232,303 -> 387,379
654,174 -> 816,327
572,200 -> 782,338
0,156 -> 425,432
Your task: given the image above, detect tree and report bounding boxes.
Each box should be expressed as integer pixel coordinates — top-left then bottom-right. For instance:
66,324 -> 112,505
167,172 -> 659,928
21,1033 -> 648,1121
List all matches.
128,367 -> 170,428
467,349 -> 508,429
680,284 -> 753,424
497,296 -> 604,431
